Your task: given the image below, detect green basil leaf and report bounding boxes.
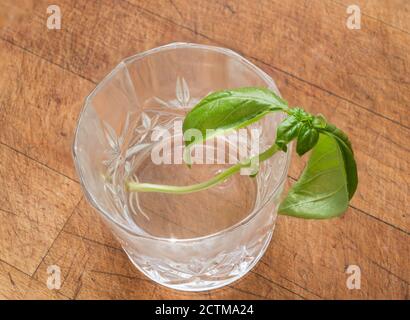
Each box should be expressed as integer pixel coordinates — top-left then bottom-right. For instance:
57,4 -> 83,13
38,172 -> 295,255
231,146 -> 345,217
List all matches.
321,124 -> 358,199
275,115 -> 302,152
278,134 -> 349,219
296,126 -> 319,156
182,87 -> 288,148
322,123 -> 353,151
325,133 -> 358,199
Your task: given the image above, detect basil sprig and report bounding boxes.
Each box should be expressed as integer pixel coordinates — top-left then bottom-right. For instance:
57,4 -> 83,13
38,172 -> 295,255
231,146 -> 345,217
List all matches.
127,87 -> 358,219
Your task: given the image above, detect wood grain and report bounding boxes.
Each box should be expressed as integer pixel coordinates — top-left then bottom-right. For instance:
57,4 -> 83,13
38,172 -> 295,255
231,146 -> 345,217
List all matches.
0,143 -> 82,275
0,0 -> 408,299
64,199 -> 120,250
0,0 -> 203,82
0,260 -> 66,299
0,39 -> 94,180
260,202 -> 410,299
32,231 -> 157,299
337,0 -> 410,33
132,0 -> 410,127
6,0 -> 410,130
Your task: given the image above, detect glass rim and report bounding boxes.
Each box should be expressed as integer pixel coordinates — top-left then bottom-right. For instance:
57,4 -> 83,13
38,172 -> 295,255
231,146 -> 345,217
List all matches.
72,42 -> 292,243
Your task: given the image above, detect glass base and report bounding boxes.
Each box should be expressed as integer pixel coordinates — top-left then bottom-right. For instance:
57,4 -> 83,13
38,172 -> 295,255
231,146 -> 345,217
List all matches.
123,230 -> 273,292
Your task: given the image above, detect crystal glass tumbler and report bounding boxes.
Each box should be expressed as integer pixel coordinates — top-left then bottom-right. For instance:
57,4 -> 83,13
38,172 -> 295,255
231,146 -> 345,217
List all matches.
73,43 -> 291,291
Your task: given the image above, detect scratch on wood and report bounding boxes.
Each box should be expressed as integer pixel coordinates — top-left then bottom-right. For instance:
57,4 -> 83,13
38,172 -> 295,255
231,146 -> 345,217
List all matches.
168,0 -> 183,19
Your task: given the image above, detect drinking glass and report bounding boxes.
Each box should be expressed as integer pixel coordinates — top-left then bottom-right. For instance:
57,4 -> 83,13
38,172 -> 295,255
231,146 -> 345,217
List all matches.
72,43 -> 291,291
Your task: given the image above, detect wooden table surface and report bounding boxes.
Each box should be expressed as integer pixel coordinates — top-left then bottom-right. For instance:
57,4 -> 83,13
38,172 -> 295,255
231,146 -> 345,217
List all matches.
0,0 -> 409,300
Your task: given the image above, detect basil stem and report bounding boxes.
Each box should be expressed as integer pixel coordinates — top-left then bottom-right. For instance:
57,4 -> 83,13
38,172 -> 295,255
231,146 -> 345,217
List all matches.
126,144 -> 281,194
